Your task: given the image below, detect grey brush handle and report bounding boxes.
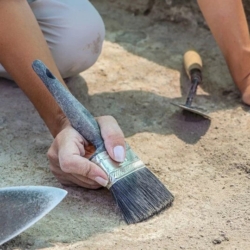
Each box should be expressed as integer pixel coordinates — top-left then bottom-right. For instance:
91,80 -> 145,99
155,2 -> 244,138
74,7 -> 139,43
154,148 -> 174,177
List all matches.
32,60 -> 106,154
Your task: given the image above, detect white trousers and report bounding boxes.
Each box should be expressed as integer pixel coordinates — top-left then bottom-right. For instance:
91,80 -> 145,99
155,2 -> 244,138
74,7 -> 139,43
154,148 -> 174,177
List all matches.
0,0 -> 105,79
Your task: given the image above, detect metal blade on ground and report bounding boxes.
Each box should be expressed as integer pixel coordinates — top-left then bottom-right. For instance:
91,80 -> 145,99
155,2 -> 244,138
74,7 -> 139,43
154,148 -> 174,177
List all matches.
0,186 -> 67,245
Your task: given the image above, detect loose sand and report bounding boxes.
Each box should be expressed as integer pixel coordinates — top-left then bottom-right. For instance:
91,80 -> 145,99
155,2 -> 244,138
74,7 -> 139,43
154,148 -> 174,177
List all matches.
1,1 -> 250,249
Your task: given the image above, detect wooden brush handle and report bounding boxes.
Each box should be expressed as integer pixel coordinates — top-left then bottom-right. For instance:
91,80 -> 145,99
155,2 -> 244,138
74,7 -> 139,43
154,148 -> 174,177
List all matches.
183,50 -> 203,79
32,60 -> 106,154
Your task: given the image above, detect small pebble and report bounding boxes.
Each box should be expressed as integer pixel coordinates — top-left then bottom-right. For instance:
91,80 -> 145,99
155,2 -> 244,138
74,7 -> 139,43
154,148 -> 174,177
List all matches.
212,239 -> 221,244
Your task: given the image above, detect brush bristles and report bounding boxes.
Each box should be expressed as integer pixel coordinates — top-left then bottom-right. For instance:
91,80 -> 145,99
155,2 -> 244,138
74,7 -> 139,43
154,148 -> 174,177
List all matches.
109,168 -> 174,224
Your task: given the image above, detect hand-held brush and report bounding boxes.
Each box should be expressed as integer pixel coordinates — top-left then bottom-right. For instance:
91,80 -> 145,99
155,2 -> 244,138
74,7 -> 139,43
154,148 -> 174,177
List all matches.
32,60 -> 174,224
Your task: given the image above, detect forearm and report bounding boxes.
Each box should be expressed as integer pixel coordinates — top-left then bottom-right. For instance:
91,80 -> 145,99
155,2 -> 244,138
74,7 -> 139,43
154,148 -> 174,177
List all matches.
197,0 -> 250,90
0,0 -> 69,137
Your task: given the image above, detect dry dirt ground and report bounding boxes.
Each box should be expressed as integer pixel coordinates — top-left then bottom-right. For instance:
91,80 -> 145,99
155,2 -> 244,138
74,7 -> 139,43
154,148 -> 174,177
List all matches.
1,1 -> 250,250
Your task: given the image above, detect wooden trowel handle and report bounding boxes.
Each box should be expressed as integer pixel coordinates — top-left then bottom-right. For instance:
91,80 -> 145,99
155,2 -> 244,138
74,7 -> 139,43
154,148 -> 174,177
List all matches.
184,50 -> 203,79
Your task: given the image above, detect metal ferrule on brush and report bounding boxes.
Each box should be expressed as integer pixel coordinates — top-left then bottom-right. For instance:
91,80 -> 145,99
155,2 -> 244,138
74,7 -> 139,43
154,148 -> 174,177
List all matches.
91,144 -> 145,189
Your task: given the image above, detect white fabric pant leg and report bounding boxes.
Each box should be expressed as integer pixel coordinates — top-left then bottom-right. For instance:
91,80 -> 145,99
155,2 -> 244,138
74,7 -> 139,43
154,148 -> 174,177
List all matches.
0,0 -> 105,79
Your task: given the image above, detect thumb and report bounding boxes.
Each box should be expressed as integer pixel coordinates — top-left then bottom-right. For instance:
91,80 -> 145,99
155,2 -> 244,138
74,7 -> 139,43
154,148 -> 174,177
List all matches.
96,116 -> 126,162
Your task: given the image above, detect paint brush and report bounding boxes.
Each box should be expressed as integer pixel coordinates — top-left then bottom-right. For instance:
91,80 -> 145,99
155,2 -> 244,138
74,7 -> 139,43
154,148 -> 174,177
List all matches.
32,60 -> 174,224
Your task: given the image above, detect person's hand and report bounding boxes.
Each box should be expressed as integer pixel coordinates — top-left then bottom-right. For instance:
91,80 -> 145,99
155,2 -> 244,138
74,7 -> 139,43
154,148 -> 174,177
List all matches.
239,75 -> 250,105
47,116 -> 126,189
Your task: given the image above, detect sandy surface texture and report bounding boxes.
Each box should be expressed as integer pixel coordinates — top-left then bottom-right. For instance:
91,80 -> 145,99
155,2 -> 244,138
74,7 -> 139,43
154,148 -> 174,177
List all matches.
1,1 -> 250,249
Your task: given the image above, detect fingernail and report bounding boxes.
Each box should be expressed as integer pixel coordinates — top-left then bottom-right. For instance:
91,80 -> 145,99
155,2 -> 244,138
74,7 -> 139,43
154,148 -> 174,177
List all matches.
113,145 -> 125,162
95,177 -> 108,187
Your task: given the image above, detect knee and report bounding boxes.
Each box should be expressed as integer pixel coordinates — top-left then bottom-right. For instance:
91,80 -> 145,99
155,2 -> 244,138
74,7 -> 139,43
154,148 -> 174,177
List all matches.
46,2 -> 105,78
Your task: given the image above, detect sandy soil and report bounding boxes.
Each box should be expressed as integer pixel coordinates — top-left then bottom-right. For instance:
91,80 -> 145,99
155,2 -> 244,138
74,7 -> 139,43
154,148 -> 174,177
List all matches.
1,1 -> 250,249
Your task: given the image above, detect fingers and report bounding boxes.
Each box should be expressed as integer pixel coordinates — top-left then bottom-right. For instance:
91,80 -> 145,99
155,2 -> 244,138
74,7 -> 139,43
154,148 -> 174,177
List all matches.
96,116 -> 126,162
53,168 -> 102,189
48,147 -> 107,188
47,127 -> 109,188
59,153 -> 108,184
46,116 -> 126,189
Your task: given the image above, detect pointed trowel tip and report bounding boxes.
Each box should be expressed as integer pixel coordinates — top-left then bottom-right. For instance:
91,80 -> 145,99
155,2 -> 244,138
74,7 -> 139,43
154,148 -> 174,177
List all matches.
56,187 -> 68,200
46,186 -> 68,203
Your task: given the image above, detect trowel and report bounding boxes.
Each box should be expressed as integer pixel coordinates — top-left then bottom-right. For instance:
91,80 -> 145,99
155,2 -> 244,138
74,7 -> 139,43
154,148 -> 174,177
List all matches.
171,50 -> 210,119
0,186 -> 67,245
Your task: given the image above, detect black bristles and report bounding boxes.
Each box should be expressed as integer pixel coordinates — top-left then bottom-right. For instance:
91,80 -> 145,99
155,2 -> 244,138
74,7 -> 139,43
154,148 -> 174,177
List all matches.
110,168 -> 174,224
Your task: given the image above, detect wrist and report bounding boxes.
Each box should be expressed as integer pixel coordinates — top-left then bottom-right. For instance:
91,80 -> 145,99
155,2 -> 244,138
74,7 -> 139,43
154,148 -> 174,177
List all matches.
49,111 -> 71,138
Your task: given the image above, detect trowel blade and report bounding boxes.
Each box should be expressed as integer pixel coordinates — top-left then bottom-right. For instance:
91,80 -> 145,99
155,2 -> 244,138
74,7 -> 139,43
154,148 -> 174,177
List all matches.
0,186 -> 67,245
171,102 -> 210,119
